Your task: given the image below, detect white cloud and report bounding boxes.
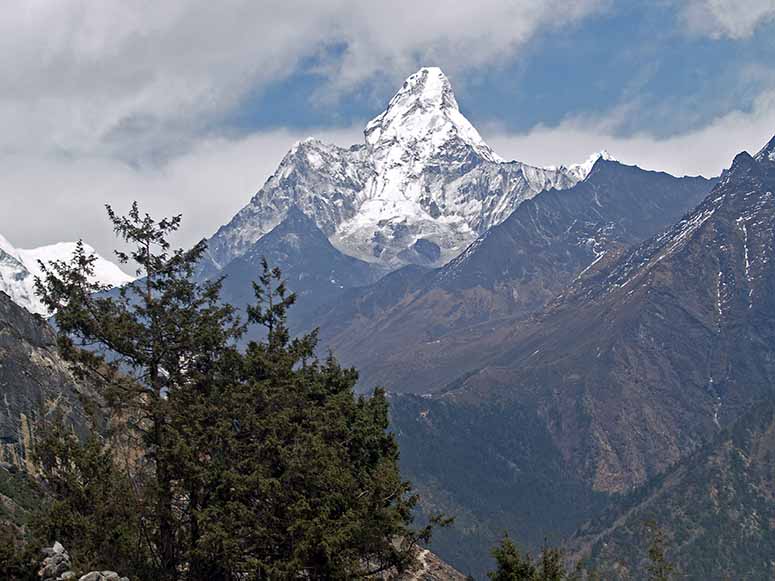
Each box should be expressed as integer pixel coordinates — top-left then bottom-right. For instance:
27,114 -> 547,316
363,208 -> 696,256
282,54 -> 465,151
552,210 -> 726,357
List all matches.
681,0 -> 775,38
0,126 -> 361,267
0,0 -> 608,267
2,0 -> 773,270
0,0 -> 605,161
484,89 -> 775,178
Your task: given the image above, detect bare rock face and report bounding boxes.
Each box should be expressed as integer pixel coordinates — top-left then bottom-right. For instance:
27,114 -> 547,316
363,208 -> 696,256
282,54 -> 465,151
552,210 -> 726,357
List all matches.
389,548 -> 468,580
0,292 -> 95,471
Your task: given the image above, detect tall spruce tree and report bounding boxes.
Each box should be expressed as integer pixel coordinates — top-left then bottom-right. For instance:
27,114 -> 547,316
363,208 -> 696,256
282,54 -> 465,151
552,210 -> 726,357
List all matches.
34,204 -> 432,580
36,203 -> 242,579
201,260 -> 434,578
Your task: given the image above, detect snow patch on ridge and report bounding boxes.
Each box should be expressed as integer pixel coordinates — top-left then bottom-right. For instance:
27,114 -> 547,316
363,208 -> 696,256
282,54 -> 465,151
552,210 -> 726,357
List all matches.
568,150 -> 617,181
0,236 -> 133,316
18,242 -> 134,290
546,150 -> 617,182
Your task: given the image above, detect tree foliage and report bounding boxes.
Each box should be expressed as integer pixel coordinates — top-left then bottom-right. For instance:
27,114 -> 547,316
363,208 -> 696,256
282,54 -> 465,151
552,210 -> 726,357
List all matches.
31,420 -> 150,576
487,536 -> 615,581
32,204 -> 429,580
645,521 -> 674,581
0,522 -> 37,581
488,537 -> 570,581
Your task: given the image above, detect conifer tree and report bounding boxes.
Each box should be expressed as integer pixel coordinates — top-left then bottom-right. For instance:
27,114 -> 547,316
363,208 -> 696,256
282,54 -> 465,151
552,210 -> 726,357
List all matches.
32,419 -> 148,576
644,521 -> 674,581
188,260 -> 434,578
36,203 -> 247,579
0,522 -> 36,581
488,536 -> 537,580
537,544 -> 567,581
34,204 -> 432,580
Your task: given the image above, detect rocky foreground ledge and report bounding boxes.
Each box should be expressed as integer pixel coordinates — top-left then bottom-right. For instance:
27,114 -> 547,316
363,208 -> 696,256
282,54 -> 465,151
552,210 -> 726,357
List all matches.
38,543 -> 128,581
37,542 -> 463,580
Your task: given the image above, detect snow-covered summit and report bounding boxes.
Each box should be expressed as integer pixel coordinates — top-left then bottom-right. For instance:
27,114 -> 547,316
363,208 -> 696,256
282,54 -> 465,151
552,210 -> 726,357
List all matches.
365,67 -> 501,172
0,236 -> 133,316
0,232 -> 20,260
565,150 -> 617,181
206,67 -> 601,270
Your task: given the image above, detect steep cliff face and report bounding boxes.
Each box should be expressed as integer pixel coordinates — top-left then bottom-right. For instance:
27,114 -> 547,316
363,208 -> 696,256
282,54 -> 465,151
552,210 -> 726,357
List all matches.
0,291 -> 92,471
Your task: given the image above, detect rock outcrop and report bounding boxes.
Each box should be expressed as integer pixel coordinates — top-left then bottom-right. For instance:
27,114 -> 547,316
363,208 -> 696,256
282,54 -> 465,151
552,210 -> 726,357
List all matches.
0,291 -> 94,471
38,543 -> 128,581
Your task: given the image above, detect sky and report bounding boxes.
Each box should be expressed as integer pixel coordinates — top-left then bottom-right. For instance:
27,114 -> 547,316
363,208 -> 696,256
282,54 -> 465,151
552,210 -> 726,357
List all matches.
1,0 -> 775,263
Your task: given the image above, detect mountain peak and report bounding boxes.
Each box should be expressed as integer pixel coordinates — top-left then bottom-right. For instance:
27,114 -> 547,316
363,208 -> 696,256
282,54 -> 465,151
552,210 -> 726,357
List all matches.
391,67 -> 457,113
0,236 -> 133,316
0,233 -> 21,262
724,150 -> 760,181
364,67 -> 501,168
207,68 -> 597,271
565,150 -> 618,181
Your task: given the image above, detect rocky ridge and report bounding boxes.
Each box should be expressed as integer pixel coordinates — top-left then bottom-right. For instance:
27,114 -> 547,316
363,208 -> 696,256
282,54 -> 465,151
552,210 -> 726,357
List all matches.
388,135 -> 775,575
312,158 -> 714,393
0,291 -> 94,470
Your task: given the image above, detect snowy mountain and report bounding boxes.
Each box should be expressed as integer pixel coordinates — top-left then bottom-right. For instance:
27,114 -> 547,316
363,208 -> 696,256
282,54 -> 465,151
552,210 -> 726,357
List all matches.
206,67 -> 604,271
755,133 -> 775,164
311,158 -> 714,394
0,235 -> 133,315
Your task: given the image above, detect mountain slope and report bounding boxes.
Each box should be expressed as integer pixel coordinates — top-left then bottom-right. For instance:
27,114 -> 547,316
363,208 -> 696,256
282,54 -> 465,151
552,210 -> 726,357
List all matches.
389,137 -> 775,574
205,67 -> 596,271
0,235 -> 133,316
447,144 -> 775,491
313,160 -> 714,393
218,207 -> 383,331
575,401 -> 775,580
0,234 -> 37,315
